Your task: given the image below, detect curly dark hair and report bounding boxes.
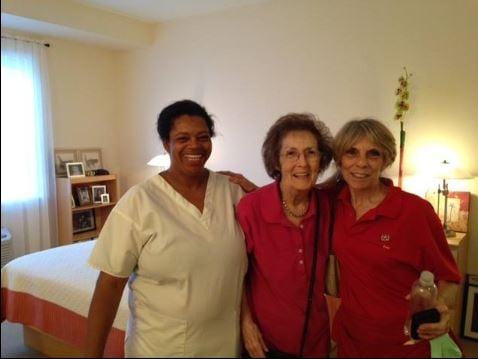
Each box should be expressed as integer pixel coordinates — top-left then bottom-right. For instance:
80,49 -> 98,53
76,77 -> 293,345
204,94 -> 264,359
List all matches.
262,113 -> 334,180
156,100 -> 215,141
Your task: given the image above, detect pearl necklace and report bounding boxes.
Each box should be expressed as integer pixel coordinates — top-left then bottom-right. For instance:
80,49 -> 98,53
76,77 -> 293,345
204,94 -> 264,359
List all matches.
281,199 -> 309,218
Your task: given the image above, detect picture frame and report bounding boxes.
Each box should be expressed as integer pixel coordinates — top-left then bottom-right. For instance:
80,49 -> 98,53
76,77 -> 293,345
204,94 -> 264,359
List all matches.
54,149 -> 78,177
447,191 -> 471,232
424,190 -> 471,233
66,162 -> 85,178
76,186 -> 91,206
78,148 -> 103,173
72,209 -> 96,234
100,193 -> 110,204
462,275 -> 478,340
91,185 -> 107,204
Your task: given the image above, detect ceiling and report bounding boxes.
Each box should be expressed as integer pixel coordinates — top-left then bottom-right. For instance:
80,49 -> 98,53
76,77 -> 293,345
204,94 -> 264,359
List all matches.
76,0 -> 269,23
1,0 -> 269,49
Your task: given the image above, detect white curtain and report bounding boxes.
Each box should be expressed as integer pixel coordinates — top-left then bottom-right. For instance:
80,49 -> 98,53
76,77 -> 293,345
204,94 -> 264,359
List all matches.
1,37 -> 58,257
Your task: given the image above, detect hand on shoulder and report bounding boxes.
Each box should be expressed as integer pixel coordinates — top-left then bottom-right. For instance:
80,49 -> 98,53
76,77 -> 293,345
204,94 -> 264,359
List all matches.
218,171 -> 258,193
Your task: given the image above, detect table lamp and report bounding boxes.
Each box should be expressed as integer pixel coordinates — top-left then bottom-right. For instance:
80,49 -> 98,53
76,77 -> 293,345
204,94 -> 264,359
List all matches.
147,153 -> 170,169
435,160 -> 472,237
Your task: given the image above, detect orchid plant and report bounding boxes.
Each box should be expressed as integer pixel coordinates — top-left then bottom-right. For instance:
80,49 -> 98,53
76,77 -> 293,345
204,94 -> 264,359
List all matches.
394,67 -> 412,188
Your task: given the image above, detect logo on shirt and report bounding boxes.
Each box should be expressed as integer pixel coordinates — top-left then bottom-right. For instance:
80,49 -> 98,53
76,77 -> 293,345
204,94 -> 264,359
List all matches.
380,234 -> 391,250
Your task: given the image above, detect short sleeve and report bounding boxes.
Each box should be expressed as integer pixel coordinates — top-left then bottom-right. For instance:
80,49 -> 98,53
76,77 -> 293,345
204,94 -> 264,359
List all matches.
230,182 -> 245,205
420,201 -> 461,284
236,198 -> 254,253
88,208 -> 150,278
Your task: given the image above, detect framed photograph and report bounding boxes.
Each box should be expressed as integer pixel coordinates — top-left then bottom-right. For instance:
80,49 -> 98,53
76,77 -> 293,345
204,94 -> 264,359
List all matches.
78,148 -> 103,172
72,209 -> 96,234
54,149 -> 78,177
463,275 -> 478,340
424,190 -> 471,233
100,193 -> 110,204
66,162 -> 85,178
91,185 -> 107,204
447,191 -> 471,232
76,186 -> 91,206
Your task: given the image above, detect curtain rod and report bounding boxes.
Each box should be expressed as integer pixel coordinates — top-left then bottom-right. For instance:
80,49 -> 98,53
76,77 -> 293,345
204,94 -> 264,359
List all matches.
1,35 -> 50,47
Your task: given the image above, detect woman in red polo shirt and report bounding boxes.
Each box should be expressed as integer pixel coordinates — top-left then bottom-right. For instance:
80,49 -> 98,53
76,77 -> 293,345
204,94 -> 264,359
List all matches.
331,118 -> 461,357
236,113 -> 334,358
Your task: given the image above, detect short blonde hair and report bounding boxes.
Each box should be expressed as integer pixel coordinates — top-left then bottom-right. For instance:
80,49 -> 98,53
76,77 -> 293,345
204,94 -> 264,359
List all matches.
334,118 -> 397,169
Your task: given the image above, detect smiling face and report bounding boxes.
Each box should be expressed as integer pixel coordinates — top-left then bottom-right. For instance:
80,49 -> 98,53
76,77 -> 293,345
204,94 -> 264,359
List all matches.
279,130 -> 320,192
163,115 -> 212,177
339,136 -> 385,191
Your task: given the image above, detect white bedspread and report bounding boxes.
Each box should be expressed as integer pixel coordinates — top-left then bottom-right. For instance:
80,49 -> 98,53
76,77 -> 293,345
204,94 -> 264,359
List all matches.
1,240 -> 128,330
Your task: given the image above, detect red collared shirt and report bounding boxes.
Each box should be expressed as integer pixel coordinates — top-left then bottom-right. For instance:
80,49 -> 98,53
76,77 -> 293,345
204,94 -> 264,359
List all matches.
237,181 -> 331,357
332,184 -> 461,356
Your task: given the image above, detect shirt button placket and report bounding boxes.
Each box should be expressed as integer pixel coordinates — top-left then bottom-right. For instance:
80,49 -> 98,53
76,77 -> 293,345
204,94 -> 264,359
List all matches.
298,225 -> 305,270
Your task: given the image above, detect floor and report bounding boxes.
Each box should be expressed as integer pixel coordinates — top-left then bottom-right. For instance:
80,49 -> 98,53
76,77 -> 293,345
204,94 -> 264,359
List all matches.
1,322 -> 45,358
1,320 -> 478,357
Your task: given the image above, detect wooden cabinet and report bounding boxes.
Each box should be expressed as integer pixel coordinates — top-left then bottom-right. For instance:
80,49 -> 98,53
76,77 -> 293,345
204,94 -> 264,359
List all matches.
56,174 -> 119,245
447,232 -> 468,336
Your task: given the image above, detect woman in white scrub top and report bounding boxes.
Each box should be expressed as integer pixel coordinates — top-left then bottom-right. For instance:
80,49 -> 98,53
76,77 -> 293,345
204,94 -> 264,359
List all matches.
85,100 -> 249,357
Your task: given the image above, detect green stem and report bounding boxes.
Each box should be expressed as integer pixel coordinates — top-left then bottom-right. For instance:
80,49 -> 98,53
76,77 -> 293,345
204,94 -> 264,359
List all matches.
400,121 -> 405,148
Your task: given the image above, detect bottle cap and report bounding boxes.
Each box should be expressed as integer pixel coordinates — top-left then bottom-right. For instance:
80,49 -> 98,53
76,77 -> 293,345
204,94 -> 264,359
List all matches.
419,271 -> 435,286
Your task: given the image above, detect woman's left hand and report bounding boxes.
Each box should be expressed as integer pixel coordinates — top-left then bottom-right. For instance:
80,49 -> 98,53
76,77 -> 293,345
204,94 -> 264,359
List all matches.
417,302 -> 450,340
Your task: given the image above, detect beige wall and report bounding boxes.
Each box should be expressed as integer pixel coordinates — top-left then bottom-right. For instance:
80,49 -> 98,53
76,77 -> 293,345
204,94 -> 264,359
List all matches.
115,0 -> 478,273
46,38 -> 122,175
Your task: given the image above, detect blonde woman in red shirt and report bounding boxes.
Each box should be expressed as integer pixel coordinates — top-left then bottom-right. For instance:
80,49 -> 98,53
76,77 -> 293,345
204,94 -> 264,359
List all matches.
331,118 -> 461,357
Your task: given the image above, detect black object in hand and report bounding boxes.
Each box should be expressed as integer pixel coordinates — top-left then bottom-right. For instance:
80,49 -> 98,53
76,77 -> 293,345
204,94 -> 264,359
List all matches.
410,308 -> 441,339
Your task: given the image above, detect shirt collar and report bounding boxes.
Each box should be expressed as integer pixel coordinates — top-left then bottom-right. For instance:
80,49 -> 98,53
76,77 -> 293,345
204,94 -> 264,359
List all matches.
261,181 -> 317,225
338,179 -> 402,220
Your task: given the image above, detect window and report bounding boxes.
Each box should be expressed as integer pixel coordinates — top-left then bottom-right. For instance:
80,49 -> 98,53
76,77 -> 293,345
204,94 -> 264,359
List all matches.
1,37 -> 57,256
1,41 -> 47,202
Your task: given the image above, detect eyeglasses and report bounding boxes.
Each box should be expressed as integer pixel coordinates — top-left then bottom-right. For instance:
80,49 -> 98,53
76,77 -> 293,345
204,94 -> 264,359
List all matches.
281,149 -> 320,162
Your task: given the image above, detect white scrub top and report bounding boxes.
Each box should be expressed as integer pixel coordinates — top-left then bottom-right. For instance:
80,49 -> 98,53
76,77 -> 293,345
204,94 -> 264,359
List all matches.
88,171 -> 247,357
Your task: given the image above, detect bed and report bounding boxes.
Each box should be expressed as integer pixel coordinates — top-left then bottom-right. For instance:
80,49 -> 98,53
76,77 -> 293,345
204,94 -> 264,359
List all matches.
1,240 -> 128,357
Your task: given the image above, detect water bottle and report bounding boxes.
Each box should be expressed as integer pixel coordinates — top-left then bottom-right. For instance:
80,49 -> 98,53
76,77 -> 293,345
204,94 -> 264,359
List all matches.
404,271 -> 439,340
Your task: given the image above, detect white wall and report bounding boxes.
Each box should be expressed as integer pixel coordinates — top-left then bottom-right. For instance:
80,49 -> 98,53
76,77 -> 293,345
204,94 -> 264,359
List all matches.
115,0 -> 478,272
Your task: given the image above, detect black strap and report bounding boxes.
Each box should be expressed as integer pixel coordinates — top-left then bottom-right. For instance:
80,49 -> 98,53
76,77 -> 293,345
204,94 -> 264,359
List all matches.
328,192 -> 336,253
299,191 -> 320,357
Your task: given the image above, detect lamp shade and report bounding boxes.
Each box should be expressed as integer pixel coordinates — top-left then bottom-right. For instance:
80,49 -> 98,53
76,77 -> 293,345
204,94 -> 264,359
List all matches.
433,160 -> 472,180
147,154 -> 170,167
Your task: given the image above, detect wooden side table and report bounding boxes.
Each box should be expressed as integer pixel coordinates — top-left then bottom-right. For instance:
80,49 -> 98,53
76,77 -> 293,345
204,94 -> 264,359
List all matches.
447,232 -> 468,336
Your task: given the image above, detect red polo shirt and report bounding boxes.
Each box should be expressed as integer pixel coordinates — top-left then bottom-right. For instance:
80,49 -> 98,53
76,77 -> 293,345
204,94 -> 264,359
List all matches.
236,182 -> 331,357
332,184 -> 461,357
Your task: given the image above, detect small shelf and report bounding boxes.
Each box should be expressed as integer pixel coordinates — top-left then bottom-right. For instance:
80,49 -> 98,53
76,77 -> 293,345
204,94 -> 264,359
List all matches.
56,174 -> 120,246
73,229 -> 99,242
72,202 -> 117,212
70,174 -> 116,184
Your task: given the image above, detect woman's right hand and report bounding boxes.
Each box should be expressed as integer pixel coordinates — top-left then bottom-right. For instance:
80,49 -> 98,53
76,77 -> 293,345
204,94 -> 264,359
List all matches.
218,171 -> 258,193
242,315 -> 268,358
